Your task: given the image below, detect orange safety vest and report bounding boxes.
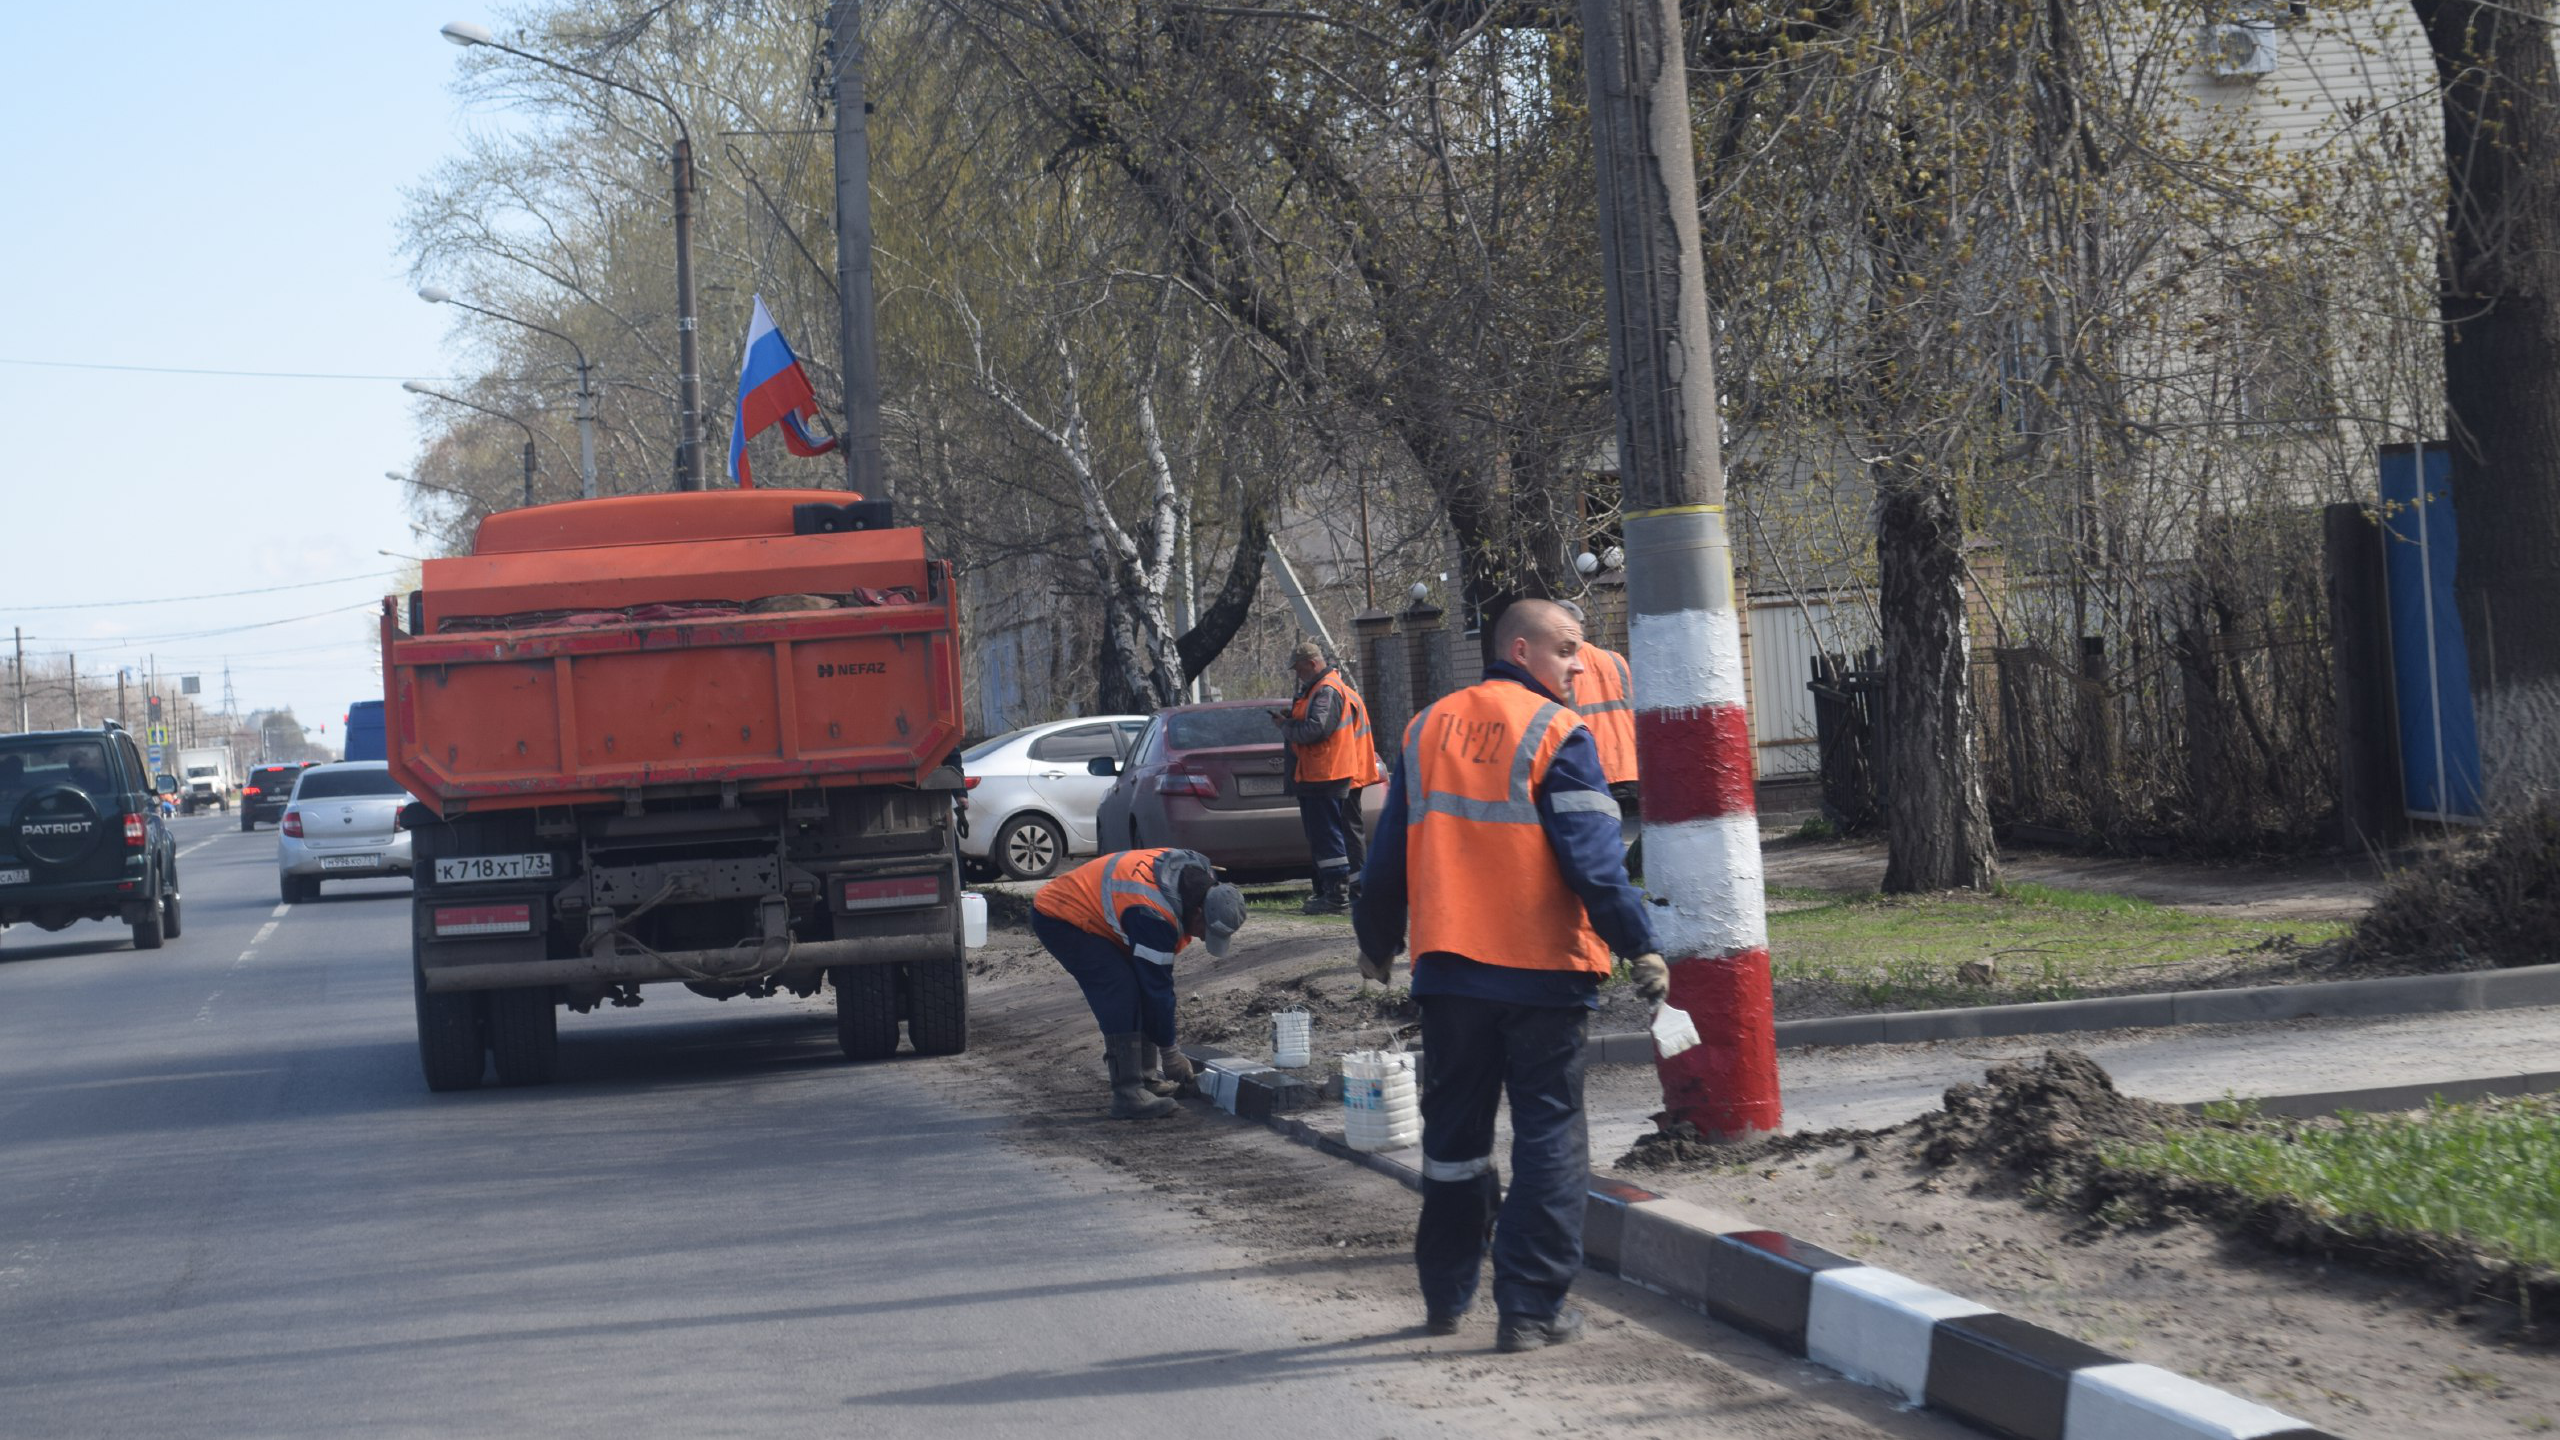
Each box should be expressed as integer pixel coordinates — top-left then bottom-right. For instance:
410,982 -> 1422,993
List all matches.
1290,669 -> 1379,786
1572,644 -> 1638,786
1034,848 -> 1193,962
1401,681 -> 1612,977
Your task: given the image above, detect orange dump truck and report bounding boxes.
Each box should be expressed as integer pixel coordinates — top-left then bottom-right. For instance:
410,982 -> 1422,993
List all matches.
383,489 -> 973,1091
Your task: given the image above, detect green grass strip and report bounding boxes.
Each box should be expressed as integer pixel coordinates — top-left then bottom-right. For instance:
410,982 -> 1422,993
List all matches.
2105,1097 -> 2560,1270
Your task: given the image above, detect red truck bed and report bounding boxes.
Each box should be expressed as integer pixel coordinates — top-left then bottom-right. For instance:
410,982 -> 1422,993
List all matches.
383,490 -> 963,815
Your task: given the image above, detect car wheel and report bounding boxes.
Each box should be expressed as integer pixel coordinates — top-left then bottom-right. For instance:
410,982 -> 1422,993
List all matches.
240,814 -> 255,832
833,964 -> 900,1061
905,953 -> 968,1056
279,874 -> 307,905
486,988 -> 559,1087
129,890 -> 166,951
414,926 -> 486,1092
993,814 -> 1066,880
161,872 -> 182,940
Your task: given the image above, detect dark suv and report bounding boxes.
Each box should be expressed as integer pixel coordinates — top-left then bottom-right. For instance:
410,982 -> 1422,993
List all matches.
241,762 -> 312,831
0,724 -> 183,951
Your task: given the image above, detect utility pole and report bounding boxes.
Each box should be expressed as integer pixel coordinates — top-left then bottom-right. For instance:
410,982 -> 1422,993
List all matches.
830,0 -> 887,498
1579,0 -> 1780,1140
69,653 -> 79,727
12,627 -> 24,733
118,668 -> 129,730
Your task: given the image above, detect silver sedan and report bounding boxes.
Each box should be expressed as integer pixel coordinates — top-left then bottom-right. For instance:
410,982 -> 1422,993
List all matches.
276,761 -> 415,903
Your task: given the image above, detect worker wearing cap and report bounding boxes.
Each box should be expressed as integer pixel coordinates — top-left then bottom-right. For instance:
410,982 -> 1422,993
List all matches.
1353,598 -> 1667,1352
1033,847 -> 1248,1119
1273,640 -> 1378,915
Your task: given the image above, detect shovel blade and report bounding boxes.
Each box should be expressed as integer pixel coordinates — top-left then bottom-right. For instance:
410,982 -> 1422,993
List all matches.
1651,1002 -> 1701,1059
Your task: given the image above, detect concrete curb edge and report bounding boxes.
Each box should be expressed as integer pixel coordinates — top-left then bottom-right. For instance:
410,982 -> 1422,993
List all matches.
1581,960 -> 2560,1061
1201,1072 -> 2347,1440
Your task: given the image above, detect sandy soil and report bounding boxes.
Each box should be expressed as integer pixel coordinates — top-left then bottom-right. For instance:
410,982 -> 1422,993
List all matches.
934,920 -> 1981,1439
1616,1056 -> 2560,1440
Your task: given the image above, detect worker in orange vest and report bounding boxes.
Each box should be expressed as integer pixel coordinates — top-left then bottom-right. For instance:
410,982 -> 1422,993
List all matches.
1033,847 -> 1248,1119
1353,598 -> 1665,1353
1560,600 -> 1641,860
1272,640 -> 1378,914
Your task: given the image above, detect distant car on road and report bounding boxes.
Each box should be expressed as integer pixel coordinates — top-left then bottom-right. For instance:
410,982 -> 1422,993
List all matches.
239,762 -> 312,831
0,724 -> 182,951
1094,701 -> 1384,876
275,761 -> 413,903
959,715 -> 1150,880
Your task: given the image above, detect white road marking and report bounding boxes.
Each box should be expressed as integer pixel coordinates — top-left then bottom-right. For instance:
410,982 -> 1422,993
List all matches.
271,903 -> 290,917
251,920 -> 279,945
176,836 -> 226,860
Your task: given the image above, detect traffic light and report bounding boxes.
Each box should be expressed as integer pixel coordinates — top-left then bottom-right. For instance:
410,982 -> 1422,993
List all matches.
147,695 -> 162,723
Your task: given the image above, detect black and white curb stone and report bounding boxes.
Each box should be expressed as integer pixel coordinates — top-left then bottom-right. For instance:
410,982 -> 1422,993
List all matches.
1182,1051 -> 2350,1440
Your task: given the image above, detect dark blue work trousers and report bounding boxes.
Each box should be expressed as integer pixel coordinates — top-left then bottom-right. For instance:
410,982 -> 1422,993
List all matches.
1295,780 -> 1364,886
1031,912 -> 1177,1048
1414,993 -> 1590,1322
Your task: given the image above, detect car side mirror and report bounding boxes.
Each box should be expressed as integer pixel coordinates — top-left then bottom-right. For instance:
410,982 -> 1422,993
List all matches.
1086,756 -> 1121,777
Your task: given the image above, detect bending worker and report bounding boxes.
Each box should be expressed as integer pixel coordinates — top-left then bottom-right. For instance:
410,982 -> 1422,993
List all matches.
1352,598 -> 1666,1353
1032,847 -> 1247,1119
1272,641 -> 1377,915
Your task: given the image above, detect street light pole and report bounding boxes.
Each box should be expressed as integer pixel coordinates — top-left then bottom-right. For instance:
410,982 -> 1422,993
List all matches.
403,381 -> 542,508
441,20 -> 704,490
418,287 -> 598,499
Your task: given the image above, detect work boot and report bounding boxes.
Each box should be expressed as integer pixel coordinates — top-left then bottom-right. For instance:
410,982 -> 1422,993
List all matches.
1425,1305 -> 1470,1337
1105,1033 -> 1177,1119
1138,1040 -> 1180,1097
1300,877 -> 1345,915
1495,1307 -> 1585,1353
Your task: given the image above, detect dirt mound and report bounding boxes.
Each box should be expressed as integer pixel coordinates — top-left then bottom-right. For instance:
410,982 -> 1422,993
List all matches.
1617,1121 -> 1885,1174
2347,794 -> 2560,971
1179,969 -> 1418,1048
1914,1048 -> 2182,1184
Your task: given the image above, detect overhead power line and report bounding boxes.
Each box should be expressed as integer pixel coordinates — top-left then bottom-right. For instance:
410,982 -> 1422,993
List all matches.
1,569 -> 399,613
0,357 -> 543,383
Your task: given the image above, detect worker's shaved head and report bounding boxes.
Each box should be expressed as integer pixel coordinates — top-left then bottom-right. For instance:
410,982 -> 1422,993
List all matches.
1495,598 -> 1578,656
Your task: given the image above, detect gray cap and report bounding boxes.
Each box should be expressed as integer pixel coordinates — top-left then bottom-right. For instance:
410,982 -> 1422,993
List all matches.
1200,882 -> 1247,958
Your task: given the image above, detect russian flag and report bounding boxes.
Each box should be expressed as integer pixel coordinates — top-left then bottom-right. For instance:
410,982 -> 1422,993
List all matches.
729,294 -> 839,488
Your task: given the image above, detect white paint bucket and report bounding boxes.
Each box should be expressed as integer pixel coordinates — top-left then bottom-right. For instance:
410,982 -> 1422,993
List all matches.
960,892 -> 988,948
1340,1049 -> 1421,1152
1271,1010 -> 1313,1068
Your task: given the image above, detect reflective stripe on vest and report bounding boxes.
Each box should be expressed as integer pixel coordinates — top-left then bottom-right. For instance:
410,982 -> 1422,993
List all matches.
1292,669 -> 1377,786
1401,682 -> 1612,977
1573,645 -> 1639,786
1033,849 -> 1188,965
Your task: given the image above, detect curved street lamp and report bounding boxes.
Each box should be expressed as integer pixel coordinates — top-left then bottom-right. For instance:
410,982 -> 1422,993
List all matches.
404,380 -> 541,508
441,20 -> 704,491
419,286 -> 597,499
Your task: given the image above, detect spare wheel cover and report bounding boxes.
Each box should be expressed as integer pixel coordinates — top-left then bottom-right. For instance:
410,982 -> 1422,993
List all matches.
12,785 -> 107,869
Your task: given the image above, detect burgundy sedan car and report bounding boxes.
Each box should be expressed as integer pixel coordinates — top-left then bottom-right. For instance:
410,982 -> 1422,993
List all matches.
1092,701 -> 1385,875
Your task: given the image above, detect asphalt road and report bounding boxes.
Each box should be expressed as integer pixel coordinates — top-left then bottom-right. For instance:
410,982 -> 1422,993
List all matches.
0,816 -> 1456,1438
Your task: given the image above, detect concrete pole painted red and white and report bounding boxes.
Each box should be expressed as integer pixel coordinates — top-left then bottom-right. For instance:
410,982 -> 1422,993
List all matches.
1580,0 -> 1781,1139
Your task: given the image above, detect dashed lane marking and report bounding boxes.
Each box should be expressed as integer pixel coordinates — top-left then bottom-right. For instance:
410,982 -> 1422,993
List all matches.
271,903 -> 290,917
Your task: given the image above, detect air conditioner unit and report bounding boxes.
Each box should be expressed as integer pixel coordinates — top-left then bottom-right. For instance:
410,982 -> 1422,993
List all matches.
2203,20 -> 2279,78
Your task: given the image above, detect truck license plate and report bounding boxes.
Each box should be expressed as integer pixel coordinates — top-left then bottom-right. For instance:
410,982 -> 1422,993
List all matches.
320,855 -> 381,872
1237,775 -> 1284,797
0,868 -> 27,885
436,854 -> 554,884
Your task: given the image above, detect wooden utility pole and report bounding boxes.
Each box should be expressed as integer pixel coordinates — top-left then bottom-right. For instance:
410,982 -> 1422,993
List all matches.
830,0 -> 887,497
1580,0 -> 1780,1139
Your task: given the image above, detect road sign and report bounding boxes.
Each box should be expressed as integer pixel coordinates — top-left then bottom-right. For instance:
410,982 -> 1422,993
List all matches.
148,725 -> 169,747
148,744 -> 164,769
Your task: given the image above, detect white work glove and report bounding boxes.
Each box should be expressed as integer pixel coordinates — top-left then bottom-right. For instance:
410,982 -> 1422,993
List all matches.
1629,952 -> 1669,1002
1357,950 -> 1396,984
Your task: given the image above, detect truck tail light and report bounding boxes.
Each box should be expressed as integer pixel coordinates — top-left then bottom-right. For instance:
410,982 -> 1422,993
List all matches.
841,876 -> 941,911
123,814 -> 146,849
281,811 -> 304,838
1154,766 -> 1216,798
433,903 -> 533,937
242,785 -> 262,796
963,776 -> 980,789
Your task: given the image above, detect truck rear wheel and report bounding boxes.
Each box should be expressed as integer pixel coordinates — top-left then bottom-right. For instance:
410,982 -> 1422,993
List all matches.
487,989 -> 559,1087
833,965 -> 900,1061
414,933 -> 486,1092
905,953 -> 968,1056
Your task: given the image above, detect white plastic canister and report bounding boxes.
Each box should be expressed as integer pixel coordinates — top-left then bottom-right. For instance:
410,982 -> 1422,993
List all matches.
1271,1009 -> 1313,1068
1340,1049 -> 1421,1152
960,892 -> 989,948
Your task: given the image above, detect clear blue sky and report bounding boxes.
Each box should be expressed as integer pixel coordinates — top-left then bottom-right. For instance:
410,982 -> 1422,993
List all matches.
0,4 -> 515,753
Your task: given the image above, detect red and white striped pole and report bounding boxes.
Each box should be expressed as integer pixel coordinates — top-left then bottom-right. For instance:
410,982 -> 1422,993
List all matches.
1580,0 -> 1781,1139
1626,511 -> 1781,1139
